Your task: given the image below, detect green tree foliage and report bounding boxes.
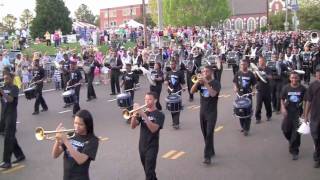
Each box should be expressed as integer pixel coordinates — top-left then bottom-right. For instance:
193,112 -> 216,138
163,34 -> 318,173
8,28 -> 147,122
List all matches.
2,14 -> 17,34
94,15 -> 100,27
30,0 -> 72,38
297,0 -> 320,30
149,0 -> 230,26
20,9 -> 34,29
75,4 -> 96,24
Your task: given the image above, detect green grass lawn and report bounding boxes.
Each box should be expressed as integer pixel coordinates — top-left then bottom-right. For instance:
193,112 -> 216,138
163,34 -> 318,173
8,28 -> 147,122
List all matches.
4,40 -> 136,57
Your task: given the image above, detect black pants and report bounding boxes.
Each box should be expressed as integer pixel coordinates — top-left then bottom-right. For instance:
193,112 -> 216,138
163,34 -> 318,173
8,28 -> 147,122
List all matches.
255,90 -> 272,120
110,71 -> 120,94
139,147 -> 158,180
46,39 -> 51,46
0,115 -> 5,132
311,122 -> 320,162
282,113 -> 301,155
200,111 -> 217,159
239,96 -> 252,131
303,67 -> 311,83
61,73 -> 70,90
171,112 -> 180,126
270,80 -> 282,112
232,65 -> 239,76
34,88 -> 48,112
3,116 -> 24,163
73,87 -> 81,115
186,72 -> 194,100
214,69 -> 223,83
87,74 -> 96,99
150,85 -> 162,111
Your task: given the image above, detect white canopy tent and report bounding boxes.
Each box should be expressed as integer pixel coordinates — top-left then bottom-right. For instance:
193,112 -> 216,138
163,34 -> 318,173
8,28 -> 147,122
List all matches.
119,20 -> 143,28
73,21 -> 97,29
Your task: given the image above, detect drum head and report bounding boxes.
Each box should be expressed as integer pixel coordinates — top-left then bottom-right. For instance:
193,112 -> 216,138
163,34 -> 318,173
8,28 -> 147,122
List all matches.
165,94 -> 181,102
24,87 -> 34,92
117,93 -> 131,99
234,97 -> 251,108
63,90 -> 74,96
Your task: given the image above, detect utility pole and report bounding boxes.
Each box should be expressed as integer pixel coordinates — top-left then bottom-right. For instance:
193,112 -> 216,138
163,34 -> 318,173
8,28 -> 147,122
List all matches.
284,0 -> 289,31
157,0 -> 163,48
142,0 -> 147,48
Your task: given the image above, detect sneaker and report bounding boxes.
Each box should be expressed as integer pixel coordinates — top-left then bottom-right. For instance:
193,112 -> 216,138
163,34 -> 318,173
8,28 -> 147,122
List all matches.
243,131 -> 249,136
41,108 -> 48,112
32,111 -> 39,115
203,158 -> 211,165
0,162 -> 12,169
173,124 -> 180,130
12,156 -> 25,164
292,154 -> 299,160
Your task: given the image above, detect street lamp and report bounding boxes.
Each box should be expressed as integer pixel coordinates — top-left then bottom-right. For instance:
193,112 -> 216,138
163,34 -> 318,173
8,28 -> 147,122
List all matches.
284,0 -> 289,31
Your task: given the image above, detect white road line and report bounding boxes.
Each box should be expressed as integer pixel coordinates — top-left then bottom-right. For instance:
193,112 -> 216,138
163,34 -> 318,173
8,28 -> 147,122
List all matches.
18,88 -> 56,97
58,110 -> 72,114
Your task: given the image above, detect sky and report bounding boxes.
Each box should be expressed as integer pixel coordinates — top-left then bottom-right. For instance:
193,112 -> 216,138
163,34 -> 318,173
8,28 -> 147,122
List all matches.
0,0 -> 148,19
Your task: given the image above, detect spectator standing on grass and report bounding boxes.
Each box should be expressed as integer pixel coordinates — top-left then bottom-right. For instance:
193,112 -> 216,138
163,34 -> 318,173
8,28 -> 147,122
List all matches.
44,31 -> 51,46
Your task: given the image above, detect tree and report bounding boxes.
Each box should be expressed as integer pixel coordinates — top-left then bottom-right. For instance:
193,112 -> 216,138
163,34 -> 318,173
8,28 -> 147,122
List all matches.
269,12 -> 292,31
149,0 -> 230,27
74,4 -> 95,24
20,9 -> 34,29
297,0 -> 320,30
94,15 -> 100,27
30,0 -> 72,38
2,14 -> 17,34
134,14 -> 156,27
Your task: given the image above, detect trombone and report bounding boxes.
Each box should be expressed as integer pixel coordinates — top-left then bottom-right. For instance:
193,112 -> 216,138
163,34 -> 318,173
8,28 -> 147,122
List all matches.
35,127 -> 75,141
122,104 -> 147,120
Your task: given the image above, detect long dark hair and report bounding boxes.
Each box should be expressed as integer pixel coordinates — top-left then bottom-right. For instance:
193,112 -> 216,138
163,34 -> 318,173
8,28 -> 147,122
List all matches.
75,109 -> 95,136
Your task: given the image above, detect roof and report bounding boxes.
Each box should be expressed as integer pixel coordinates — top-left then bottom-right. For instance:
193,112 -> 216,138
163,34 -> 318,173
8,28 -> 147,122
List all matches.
229,0 -> 268,15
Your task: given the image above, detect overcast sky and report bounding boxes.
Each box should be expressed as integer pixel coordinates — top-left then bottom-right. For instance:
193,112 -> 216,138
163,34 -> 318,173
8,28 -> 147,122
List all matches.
0,0 -> 148,19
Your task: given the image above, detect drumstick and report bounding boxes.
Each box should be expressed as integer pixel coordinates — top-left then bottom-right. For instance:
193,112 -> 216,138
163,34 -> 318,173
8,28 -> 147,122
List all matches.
108,98 -> 117,102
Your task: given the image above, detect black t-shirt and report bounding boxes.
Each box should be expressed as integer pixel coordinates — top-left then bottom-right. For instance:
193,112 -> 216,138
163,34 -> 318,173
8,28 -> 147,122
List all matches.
281,84 -> 306,114
122,72 -> 138,90
151,70 -> 164,87
166,70 -> 185,92
256,66 -> 272,91
69,69 -> 83,86
1,84 -> 19,127
305,80 -> 320,123
197,79 -> 221,113
233,71 -> 257,95
138,110 -> 165,151
62,60 -> 71,74
33,66 -> 45,82
62,134 -> 99,180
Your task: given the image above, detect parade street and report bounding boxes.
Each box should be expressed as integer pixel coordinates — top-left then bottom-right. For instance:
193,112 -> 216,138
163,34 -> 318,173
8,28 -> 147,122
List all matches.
0,69 -> 319,180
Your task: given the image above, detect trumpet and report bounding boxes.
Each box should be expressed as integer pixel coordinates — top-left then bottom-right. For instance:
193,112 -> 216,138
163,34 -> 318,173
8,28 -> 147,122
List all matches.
35,127 -> 75,141
122,104 -> 147,120
191,74 -> 202,84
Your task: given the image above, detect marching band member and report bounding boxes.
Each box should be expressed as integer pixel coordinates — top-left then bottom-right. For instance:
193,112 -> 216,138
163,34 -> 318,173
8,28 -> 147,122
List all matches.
109,51 -> 123,95
233,59 -> 257,136
32,59 -> 48,115
0,72 -> 25,169
52,109 -> 99,180
150,62 -> 164,110
84,54 -> 100,101
280,71 -> 306,160
269,53 -> 282,114
255,56 -> 272,124
130,92 -> 165,180
121,63 -> 138,103
190,65 -> 221,165
165,60 -> 186,129
304,66 -> 320,168
300,44 -> 313,85
67,61 -> 83,116
186,54 -> 196,102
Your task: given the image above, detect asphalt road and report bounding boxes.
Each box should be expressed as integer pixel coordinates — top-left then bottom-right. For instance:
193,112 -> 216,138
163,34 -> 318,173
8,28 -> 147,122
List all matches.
0,68 -> 319,180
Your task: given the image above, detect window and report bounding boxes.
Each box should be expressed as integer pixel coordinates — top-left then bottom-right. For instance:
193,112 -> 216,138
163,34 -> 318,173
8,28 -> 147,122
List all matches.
260,16 -> 268,28
110,22 -> 117,26
235,18 -> 243,31
224,19 -> 231,29
109,10 -> 117,18
247,18 -> 256,32
123,8 -> 136,16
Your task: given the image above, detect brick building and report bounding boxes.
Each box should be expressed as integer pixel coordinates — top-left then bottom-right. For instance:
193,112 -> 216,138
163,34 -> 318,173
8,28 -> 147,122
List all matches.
100,4 -> 149,29
225,0 -> 286,32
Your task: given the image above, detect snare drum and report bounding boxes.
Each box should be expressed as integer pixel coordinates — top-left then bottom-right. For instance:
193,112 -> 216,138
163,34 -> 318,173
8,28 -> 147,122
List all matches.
24,86 -> 37,100
116,93 -> 132,108
165,94 -> 182,112
233,97 -> 252,118
62,89 -> 75,104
